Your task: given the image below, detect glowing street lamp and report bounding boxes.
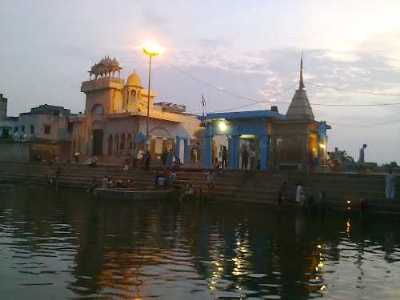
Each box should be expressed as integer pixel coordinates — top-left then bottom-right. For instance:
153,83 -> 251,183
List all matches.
142,41 -> 163,150
143,41 -> 164,57
218,120 -> 228,133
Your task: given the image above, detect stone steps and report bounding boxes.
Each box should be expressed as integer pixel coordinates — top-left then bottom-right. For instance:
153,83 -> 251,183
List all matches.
0,162 -> 398,211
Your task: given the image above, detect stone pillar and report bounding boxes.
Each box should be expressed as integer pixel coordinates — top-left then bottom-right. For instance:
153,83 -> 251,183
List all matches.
202,124 -> 213,169
175,136 -> 181,160
228,135 -> 240,169
259,134 -> 269,171
183,138 -> 190,164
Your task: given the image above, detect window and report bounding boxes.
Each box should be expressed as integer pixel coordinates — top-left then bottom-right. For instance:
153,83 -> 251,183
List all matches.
30,125 -> 35,134
14,127 -> 18,132
91,104 -> 104,115
21,125 -> 25,133
67,122 -> 73,133
44,125 -> 51,135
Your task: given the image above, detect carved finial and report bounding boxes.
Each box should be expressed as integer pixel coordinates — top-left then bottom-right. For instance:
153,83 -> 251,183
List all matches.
89,56 -> 122,79
299,52 -> 305,90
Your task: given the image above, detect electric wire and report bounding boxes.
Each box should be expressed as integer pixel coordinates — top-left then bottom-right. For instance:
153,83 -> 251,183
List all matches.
168,63 -> 400,107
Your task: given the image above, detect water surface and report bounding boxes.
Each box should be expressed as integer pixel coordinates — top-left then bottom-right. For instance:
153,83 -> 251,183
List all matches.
1,185 -> 400,299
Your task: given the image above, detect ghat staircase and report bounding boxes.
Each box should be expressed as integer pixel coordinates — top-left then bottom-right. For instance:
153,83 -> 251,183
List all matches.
0,162 -> 398,213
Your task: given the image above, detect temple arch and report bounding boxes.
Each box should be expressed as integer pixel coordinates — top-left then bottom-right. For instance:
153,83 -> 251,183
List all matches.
149,126 -> 172,138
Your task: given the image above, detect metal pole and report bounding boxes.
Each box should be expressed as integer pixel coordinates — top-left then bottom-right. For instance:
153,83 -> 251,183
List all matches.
146,55 -> 152,151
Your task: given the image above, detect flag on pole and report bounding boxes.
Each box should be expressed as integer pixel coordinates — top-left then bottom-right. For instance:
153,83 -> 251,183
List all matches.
201,94 -> 207,118
200,94 -> 207,127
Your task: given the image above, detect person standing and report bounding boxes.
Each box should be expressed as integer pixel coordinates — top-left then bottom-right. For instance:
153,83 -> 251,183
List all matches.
166,149 -> 174,167
206,170 -> 215,191
73,151 -> 80,163
385,169 -> 396,200
137,148 -> 144,164
358,144 -> 367,164
221,146 -> 228,168
249,148 -> 256,170
241,145 -> 249,170
191,147 -> 198,163
144,151 -> 151,170
296,182 -> 305,206
277,181 -> 288,205
161,149 -> 168,166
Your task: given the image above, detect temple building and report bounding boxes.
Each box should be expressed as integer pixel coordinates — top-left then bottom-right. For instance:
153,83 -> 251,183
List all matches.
71,57 -> 201,164
1,56 -> 330,169
202,58 -> 331,170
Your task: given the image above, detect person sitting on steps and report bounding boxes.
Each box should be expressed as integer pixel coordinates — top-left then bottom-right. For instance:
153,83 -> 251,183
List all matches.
277,181 -> 288,206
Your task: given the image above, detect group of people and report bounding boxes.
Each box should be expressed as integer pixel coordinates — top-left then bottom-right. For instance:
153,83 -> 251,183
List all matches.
212,143 -> 258,170
154,168 -> 177,188
100,176 -> 134,189
134,149 -> 152,170
47,166 -> 62,186
277,182 -> 331,214
161,149 -> 181,169
214,146 -> 228,169
277,170 -> 397,211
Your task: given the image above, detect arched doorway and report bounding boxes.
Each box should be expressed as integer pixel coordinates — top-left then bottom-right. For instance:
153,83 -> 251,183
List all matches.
92,129 -> 103,156
149,127 -> 173,160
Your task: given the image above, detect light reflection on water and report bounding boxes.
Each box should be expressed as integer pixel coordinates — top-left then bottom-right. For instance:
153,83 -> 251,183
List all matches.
1,185 -> 400,299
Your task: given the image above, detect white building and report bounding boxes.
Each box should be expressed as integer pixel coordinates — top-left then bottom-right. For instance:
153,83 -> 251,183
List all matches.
0,102 -> 72,142
0,98 -> 73,162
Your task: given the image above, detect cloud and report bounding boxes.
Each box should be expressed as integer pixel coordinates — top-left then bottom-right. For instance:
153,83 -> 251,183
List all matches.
140,8 -> 170,27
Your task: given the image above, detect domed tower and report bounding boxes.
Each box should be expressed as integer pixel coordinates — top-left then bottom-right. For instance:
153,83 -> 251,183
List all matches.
81,56 -> 124,115
286,56 -> 315,120
124,71 -> 155,113
124,72 -> 143,111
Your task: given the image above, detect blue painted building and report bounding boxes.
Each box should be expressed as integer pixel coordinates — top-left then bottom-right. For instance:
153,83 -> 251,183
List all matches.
202,57 -> 331,171
202,110 -> 285,170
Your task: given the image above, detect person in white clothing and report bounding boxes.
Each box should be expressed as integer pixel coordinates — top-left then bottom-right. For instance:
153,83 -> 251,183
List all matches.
296,183 -> 305,206
385,169 -> 396,200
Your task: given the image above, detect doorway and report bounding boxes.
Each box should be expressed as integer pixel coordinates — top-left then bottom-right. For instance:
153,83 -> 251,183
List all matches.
92,129 -> 104,156
239,135 -> 259,170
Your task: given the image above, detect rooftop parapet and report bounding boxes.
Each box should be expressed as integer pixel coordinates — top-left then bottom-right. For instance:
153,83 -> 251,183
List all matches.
81,77 -> 125,93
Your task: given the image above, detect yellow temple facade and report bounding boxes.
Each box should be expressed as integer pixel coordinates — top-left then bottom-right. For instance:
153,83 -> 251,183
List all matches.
71,57 -> 201,164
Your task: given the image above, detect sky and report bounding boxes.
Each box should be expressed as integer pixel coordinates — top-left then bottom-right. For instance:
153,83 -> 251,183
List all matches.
0,0 -> 400,163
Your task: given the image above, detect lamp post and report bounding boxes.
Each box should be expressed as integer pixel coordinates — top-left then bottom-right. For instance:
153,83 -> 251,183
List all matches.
142,41 -> 163,150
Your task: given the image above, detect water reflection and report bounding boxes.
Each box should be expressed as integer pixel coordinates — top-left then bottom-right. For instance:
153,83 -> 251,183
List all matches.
1,186 -> 400,299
